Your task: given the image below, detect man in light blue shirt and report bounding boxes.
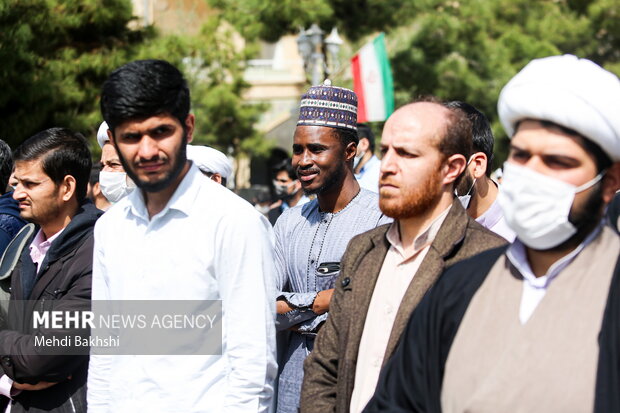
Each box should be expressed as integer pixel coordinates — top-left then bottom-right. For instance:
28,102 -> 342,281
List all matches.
353,124 -> 381,193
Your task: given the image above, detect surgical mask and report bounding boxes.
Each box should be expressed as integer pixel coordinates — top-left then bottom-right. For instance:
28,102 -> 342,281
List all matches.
353,150 -> 366,169
99,171 -> 136,204
255,204 -> 270,215
273,180 -> 296,199
498,163 -> 604,250
457,178 -> 476,209
455,155 -> 476,209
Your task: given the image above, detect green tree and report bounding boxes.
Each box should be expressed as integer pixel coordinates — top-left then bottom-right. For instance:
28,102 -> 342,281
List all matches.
1,0 -> 269,163
207,0 -> 620,164
0,0 -> 150,148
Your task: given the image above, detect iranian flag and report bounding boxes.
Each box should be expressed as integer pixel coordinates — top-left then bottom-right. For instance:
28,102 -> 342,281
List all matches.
351,33 -> 395,123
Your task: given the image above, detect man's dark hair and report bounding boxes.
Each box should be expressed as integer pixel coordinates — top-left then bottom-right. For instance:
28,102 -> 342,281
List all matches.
444,101 -> 494,176
272,158 -> 296,181
332,128 -> 359,149
515,119 -> 612,173
101,59 -> 190,133
0,139 -> 13,195
90,163 -> 101,185
356,123 -> 375,152
13,128 -> 92,203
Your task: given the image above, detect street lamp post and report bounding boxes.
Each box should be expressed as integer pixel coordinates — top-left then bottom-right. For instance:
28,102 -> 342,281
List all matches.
297,25 -> 343,85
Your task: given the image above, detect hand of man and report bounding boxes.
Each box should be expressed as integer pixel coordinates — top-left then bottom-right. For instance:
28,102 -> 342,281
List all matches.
277,299 -> 295,314
12,375 -> 70,391
311,289 -> 334,315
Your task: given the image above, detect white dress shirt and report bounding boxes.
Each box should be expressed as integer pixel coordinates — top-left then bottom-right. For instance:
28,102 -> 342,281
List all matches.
87,163 -> 277,413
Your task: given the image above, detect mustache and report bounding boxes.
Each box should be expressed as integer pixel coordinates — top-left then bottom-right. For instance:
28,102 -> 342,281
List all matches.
136,154 -> 168,166
296,167 -> 320,176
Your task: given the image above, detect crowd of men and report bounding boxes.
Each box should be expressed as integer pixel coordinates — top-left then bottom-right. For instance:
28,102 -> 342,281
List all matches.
0,52 -> 617,413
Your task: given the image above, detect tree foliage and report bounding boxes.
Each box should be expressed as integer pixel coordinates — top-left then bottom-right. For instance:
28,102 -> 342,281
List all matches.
0,0 -> 149,148
0,0 -> 268,159
208,0 -> 620,163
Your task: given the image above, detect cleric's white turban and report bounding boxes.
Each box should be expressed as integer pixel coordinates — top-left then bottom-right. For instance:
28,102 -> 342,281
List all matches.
186,145 -> 233,180
97,121 -> 110,148
498,54 -> 620,161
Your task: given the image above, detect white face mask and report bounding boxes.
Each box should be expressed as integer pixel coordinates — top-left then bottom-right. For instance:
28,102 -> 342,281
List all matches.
456,156 -> 476,209
99,171 -> 136,204
457,179 -> 476,209
498,162 -> 604,250
255,204 -> 270,215
353,150 -> 366,169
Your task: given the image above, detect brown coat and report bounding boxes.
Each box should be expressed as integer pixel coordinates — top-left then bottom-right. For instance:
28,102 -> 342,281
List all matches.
300,199 -> 507,413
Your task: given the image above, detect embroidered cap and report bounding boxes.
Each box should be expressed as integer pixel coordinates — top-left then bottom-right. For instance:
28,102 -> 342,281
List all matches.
297,80 -> 358,131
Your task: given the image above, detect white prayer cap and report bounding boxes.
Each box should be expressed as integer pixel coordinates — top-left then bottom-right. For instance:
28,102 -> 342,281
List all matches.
498,54 -> 620,161
97,121 -> 110,148
186,145 -> 233,179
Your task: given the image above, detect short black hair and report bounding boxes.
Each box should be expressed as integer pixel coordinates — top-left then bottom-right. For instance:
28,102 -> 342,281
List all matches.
90,163 -> 101,185
356,123 -> 375,152
0,139 -> 13,195
13,128 -> 92,203
444,101 -> 494,176
515,120 -> 612,173
101,59 -> 190,133
332,128 -> 359,148
272,158 -> 296,181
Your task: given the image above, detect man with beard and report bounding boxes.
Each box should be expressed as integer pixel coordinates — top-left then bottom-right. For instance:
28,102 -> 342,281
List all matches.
300,99 -> 507,413
87,60 -> 277,412
447,101 -> 515,241
273,82 -> 391,413
364,55 -> 620,412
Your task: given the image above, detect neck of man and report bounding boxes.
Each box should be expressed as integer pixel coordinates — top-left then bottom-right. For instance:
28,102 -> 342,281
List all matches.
40,202 -> 79,240
467,176 -> 498,219
144,161 -> 191,219
317,168 -> 360,213
397,189 -> 454,255
354,150 -> 373,175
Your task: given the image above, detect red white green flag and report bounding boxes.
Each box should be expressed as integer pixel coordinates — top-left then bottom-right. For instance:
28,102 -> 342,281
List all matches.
351,33 -> 395,123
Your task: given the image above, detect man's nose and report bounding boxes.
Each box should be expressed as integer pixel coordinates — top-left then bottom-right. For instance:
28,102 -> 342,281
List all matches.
380,149 -> 397,175
137,136 -> 159,160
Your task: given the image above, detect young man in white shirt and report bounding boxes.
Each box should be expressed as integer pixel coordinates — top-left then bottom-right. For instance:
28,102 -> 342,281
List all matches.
87,59 -> 277,413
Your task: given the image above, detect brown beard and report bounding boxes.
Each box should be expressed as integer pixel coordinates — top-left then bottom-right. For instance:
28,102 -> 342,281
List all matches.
379,168 -> 444,219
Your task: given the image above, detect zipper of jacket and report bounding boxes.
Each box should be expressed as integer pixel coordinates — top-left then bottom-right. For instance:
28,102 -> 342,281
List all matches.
69,395 -> 76,413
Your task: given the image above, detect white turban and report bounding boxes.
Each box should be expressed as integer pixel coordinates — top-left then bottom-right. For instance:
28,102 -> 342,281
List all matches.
186,145 -> 233,180
498,54 -> 620,161
97,121 -> 110,148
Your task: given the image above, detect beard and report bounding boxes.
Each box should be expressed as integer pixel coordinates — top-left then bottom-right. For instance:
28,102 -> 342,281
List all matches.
380,168 -> 444,219
456,170 -> 475,197
302,164 -> 344,196
118,132 -> 188,193
545,183 -> 604,252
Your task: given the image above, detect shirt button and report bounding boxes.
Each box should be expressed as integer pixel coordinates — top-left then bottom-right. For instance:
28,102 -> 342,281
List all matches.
386,305 -> 393,315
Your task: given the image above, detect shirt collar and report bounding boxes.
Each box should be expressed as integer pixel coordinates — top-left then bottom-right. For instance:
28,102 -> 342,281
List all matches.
29,227 -> 65,260
386,205 -> 452,261
475,197 -> 503,229
124,161 -> 203,223
506,222 -> 603,288
355,155 -> 379,177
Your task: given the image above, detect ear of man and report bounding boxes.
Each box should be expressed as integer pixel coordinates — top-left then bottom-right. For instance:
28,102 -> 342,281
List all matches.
441,154 -> 467,186
469,152 -> 488,180
60,175 -> 77,202
602,162 -> 620,204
